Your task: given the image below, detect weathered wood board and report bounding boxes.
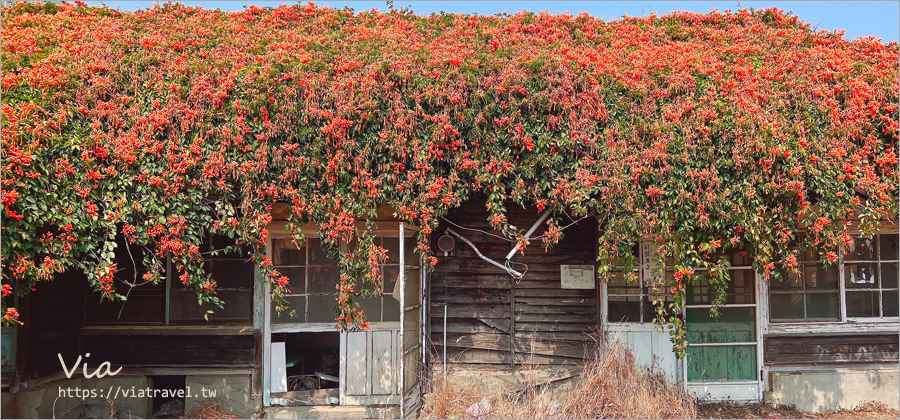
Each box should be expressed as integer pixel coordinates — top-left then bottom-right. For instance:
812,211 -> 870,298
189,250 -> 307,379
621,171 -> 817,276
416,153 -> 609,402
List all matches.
430,198 -> 598,366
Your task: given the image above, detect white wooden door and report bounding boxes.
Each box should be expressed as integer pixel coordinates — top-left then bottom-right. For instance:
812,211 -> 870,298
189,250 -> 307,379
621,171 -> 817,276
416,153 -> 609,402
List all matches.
602,283 -> 679,383
606,322 -> 680,383
341,327 -> 401,405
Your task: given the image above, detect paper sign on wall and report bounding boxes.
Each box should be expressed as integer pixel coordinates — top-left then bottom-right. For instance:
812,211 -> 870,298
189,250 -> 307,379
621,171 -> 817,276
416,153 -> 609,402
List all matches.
561,265 -> 595,289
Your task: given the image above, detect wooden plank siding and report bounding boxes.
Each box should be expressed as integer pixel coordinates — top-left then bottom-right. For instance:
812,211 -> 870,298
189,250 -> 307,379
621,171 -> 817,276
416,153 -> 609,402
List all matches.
80,333 -> 258,367
430,199 -> 598,366
22,270 -> 85,378
764,333 -> 899,364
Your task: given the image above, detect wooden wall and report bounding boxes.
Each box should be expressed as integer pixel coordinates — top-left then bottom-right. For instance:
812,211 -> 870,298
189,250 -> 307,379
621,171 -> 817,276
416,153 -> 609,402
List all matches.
765,333 -> 899,365
430,199 -> 598,366
21,270 -> 85,378
81,333 -> 258,367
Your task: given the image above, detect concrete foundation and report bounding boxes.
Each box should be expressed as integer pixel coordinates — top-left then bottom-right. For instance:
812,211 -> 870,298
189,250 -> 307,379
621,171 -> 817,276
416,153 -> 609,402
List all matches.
765,365 -> 900,412
5,375 -> 151,419
185,374 -> 260,418
4,373 -> 260,419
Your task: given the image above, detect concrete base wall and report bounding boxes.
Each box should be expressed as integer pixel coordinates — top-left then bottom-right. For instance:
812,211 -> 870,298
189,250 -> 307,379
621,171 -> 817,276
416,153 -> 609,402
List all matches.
186,374 -> 260,418
766,366 -> 900,412
5,373 -> 260,419
7,376 -> 151,419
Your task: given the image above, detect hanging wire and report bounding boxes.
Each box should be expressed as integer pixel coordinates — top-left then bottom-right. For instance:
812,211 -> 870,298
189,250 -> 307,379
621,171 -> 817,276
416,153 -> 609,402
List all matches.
439,216 -> 515,242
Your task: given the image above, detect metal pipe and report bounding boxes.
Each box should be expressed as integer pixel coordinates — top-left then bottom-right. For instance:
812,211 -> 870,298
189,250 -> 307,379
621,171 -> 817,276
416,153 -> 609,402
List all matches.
446,227 -> 523,277
443,304 -> 447,383
505,209 -> 552,261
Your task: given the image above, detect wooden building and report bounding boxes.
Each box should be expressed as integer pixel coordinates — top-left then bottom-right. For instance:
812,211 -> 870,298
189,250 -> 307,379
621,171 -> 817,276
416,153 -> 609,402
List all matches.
2,201 -> 898,417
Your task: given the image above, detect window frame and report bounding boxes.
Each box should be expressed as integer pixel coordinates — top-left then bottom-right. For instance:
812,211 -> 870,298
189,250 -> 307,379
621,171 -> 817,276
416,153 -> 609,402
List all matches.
269,228 -> 421,331
766,232 -> 900,334
603,243 -> 674,325
83,233 -> 255,326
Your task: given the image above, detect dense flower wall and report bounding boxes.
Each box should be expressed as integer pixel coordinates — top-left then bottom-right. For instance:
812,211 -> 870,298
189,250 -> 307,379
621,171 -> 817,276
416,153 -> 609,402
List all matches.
1,1 -> 897,351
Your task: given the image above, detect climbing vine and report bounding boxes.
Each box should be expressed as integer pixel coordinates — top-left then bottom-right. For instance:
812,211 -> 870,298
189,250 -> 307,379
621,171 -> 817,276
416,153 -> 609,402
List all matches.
1,1 -> 898,355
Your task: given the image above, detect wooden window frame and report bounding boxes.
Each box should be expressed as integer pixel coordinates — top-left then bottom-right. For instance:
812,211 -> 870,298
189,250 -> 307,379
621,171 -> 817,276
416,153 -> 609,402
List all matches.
84,233 -> 255,326
765,232 -> 900,335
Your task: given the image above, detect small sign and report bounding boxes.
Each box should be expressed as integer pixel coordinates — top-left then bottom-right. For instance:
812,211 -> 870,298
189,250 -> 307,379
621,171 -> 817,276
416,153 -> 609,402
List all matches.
561,265 -> 595,289
438,234 -> 455,252
642,243 -> 663,283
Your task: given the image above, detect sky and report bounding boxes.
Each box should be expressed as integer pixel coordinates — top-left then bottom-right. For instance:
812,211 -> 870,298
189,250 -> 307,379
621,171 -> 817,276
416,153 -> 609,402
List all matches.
82,1 -> 899,43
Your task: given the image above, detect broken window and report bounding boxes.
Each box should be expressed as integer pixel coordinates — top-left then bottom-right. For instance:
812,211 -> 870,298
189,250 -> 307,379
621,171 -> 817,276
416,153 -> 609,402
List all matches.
272,237 -> 415,324
845,234 -> 899,318
768,233 -> 899,322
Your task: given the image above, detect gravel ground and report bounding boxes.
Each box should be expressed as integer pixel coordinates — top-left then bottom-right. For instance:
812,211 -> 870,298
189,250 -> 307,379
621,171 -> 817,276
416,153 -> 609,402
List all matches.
697,401 -> 898,419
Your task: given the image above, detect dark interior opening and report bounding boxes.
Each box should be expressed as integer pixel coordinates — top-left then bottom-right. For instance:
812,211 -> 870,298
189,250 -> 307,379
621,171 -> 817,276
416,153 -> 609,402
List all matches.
150,375 -> 186,418
272,331 -> 340,405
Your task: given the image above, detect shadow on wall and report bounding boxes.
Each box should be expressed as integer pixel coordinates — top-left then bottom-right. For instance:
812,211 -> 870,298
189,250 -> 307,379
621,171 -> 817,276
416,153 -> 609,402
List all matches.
767,366 -> 899,412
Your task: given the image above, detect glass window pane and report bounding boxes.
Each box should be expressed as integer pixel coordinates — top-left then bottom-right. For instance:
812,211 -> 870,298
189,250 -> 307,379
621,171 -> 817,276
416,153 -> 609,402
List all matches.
804,264 -> 838,290
170,289 -> 252,321
404,268 -> 421,305
383,238 -> 400,265
211,259 -> 253,289
770,270 -> 802,291
686,279 -> 711,305
404,237 -> 419,266
687,345 -> 756,381
308,295 -> 338,322
608,271 -> 639,288
308,266 -> 339,294
883,291 -> 899,317
607,295 -> 640,323
846,237 -> 876,261
383,266 -> 401,295
403,309 -> 421,348
770,294 -> 805,320
846,291 -> 879,317
384,293 -> 400,321
644,287 -> 674,322
271,295 -> 306,323
686,307 -> 755,343
805,293 -> 840,320
211,234 -> 252,258
881,262 -> 898,289
845,263 -> 878,288
355,296 -> 382,322
273,239 -> 304,266
272,267 -> 304,294
880,234 -> 899,261
308,238 -> 336,265
724,249 -> 751,266
86,294 -> 164,323
730,270 -> 756,304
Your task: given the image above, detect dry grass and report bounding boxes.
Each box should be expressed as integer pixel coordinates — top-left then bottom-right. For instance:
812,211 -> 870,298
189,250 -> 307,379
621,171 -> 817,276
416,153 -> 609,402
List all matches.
181,400 -> 241,419
421,337 -> 696,419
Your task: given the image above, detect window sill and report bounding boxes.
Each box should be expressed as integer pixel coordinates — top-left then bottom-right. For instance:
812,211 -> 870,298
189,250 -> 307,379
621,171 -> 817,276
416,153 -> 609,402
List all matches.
767,320 -> 899,336
80,325 -> 258,335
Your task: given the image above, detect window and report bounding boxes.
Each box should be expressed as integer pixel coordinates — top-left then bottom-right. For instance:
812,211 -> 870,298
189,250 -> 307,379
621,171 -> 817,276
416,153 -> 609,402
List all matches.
271,236 -> 418,325
606,244 -> 674,324
844,234 -> 898,318
85,234 -> 254,325
770,251 -> 840,321
769,233 -> 899,323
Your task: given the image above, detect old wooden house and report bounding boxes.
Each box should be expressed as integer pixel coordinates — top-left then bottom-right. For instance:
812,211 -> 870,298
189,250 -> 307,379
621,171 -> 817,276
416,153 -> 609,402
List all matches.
2,200 -> 898,418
